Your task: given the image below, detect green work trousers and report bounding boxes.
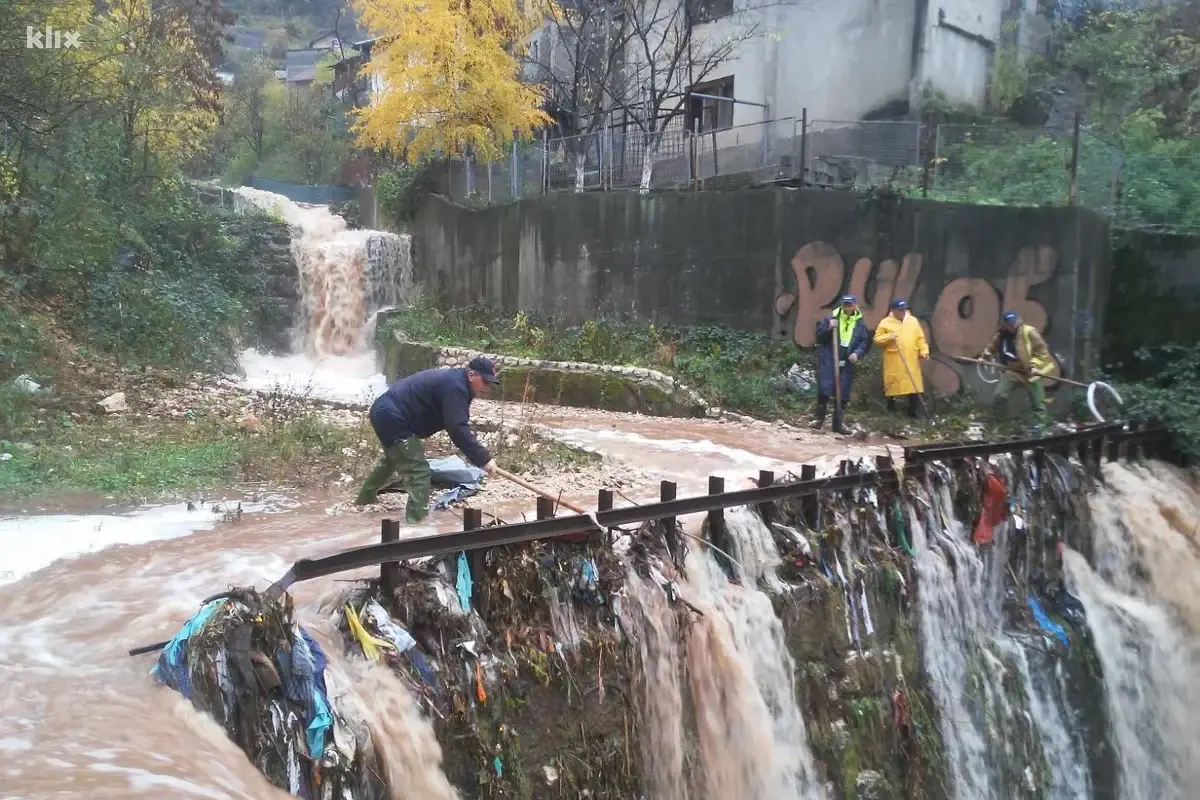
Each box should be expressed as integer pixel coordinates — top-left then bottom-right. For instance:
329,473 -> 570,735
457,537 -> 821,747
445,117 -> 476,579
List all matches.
354,438 -> 431,523
992,373 -> 1048,427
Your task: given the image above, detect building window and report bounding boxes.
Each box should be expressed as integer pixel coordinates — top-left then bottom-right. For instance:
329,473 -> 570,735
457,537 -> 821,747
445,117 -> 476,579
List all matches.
692,0 -> 734,24
687,76 -> 735,133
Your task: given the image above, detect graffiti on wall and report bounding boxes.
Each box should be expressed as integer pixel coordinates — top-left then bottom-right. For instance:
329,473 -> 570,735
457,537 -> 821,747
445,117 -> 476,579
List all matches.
774,241 -> 1059,394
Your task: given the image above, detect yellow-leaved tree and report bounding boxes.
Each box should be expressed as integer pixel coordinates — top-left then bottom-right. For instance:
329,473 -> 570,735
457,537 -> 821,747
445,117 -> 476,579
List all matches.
352,0 -> 550,161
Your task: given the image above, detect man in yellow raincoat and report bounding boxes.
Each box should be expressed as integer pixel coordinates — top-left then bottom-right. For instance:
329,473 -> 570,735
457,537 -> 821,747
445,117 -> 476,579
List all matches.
873,299 -> 929,418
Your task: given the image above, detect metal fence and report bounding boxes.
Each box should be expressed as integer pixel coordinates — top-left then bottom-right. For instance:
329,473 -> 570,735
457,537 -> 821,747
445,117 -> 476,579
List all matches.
931,124 -> 1120,214
429,114 -> 1200,233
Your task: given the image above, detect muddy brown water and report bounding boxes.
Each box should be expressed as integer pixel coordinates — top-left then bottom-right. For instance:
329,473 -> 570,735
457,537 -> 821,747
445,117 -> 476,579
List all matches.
0,406 -> 887,798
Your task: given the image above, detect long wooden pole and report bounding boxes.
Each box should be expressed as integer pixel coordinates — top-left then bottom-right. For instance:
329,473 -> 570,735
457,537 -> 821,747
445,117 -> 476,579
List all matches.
953,356 -> 1089,389
492,466 -> 587,514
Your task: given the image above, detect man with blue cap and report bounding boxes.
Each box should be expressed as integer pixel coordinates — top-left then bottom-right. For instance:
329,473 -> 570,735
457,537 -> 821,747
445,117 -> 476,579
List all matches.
978,311 -> 1057,431
811,294 -> 870,433
355,355 -> 500,518
874,298 -> 929,418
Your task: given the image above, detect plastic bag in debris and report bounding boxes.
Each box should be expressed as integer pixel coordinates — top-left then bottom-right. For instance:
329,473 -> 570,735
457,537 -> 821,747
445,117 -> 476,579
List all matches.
770,363 -> 816,396
428,456 -> 486,510
1027,594 -> 1070,647
345,599 -> 440,694
153,589 -> 387,799
973,472 -> 1009,545
572,556 -> 604,605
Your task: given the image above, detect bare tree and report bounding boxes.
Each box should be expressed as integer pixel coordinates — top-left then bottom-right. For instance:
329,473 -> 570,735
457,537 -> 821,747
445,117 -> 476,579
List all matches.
528,0 -> 632,191
603,0 -> 763,190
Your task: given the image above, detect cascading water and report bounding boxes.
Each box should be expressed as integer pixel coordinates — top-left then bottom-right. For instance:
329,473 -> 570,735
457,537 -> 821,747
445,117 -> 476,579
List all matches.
1064,461 -> 1200,800
907,461 -> 1093,800
619,508 -> 824,800
230,187 -> 412,403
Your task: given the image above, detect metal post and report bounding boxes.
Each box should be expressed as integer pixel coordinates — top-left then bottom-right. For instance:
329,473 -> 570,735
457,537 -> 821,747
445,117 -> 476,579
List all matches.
1126,421 -> 1142,461
511,139 -> 519,199
463,508 -> 487,615
800,464 -> 817,528
487,160 -> 492,204
707,476 -> 726,538
1068,111 -> 1081,206
536,496 -> 555,520
542,130 -> 549,194
660,480 -> 679,563
799,107 -> 808,184
758,470 -> 775,528
598,488 -> 614,547
380,518 -> 401,597
1106,436 -> 1121,463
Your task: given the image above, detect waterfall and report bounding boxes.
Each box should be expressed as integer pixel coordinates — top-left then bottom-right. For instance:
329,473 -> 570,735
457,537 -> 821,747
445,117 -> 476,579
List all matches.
230,186 -> 411,402
910,462 -> 1092,800
619,508 -> 824,800
1065,461 -> 1200,800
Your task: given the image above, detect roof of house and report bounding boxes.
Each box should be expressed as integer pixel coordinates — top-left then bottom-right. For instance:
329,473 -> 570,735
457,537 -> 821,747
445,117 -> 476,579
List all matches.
285,48 -> 328,83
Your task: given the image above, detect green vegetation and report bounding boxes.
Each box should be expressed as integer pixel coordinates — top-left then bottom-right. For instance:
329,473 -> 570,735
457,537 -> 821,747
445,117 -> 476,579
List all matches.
1104,344 -> 1200,461
0,397 -> 379,501
198,53 -> 351,186
921,3 -> 1200,231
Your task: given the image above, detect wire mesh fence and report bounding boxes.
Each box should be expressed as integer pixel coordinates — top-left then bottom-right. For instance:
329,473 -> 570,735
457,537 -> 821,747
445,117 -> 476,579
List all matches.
428,115 -> 1200,232
803,120 -> 923,190
1111,149 -> 1200,233
932,124 -> 1120,214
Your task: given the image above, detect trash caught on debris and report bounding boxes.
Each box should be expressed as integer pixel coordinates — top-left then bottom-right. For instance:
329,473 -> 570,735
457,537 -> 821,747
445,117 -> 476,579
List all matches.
152,589 -> 389,799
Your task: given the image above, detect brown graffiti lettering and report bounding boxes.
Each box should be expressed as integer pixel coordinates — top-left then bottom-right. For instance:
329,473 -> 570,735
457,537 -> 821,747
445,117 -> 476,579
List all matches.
774,242 -> 1057,395
774,242 -> 844,346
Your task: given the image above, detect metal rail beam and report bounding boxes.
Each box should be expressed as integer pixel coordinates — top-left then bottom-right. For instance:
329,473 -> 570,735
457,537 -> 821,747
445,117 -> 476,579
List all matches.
267,468 -> 902,594
265,422 -> 1166,595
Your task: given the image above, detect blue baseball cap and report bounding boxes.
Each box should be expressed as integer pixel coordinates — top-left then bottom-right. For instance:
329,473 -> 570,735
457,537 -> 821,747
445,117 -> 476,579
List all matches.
1002,311 -> 1019,324
468,355 -> 501,383
891,299 -> 908,310
840,295 -> 857,305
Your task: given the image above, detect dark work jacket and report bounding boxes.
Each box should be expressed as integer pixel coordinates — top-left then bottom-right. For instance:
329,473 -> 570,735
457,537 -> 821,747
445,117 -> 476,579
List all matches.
369,368 -> 491,467
814,310 -> 870,397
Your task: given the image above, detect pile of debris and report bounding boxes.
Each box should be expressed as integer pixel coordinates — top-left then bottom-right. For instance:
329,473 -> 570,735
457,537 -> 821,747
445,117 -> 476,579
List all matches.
152,589 -> 390,799
328,527 -> 647,797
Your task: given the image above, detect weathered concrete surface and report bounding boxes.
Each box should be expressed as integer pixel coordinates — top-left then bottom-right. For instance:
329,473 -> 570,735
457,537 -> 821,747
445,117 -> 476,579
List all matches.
412,190 -> 1110,398
377,331 -> 710,417
1106,229 -> 1200,368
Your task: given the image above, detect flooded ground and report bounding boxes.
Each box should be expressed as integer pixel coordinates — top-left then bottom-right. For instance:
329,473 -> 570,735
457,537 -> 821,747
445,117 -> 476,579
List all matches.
0,392 -> 884,799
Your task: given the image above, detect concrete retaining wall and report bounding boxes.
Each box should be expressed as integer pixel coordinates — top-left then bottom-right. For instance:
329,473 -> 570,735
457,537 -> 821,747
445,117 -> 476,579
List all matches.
378,330 -> 711,418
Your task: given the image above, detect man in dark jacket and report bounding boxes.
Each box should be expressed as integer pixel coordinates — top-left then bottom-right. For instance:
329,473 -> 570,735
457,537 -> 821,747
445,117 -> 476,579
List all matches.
811,294 -> 870,434
355,356 -> 500,520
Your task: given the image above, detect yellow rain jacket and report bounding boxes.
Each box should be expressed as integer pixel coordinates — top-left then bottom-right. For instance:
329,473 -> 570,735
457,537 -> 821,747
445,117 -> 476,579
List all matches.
982,323 -> 1059,382
873,312 -> 929,396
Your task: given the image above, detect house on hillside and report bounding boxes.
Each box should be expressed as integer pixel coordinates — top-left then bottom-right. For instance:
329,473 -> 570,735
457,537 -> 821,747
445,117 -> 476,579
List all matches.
332,39 -> 381,107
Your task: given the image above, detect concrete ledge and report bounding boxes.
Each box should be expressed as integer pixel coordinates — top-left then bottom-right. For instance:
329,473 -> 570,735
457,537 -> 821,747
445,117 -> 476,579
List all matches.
379,332 -> 712,418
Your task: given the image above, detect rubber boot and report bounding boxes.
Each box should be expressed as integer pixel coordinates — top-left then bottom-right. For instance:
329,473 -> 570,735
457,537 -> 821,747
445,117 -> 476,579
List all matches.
810,397 -> 828,430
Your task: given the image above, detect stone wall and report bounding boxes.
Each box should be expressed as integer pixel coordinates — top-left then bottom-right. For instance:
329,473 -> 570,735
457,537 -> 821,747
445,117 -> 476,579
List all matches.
377,329 -> 711,417
411,189 -> 1111,400
189,183 -> 298,352
220,216 -> 297,352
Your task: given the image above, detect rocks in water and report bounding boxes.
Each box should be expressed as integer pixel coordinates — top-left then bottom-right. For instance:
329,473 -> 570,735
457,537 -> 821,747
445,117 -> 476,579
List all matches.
855,769 -> 895,800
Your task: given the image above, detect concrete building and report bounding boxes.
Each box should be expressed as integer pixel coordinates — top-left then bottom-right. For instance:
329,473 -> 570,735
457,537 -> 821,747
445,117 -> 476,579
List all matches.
529,0 -> 1044,131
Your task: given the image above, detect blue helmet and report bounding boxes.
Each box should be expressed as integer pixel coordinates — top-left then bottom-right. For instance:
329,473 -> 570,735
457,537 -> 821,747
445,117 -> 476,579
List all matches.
1002,311 -> 1019,324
